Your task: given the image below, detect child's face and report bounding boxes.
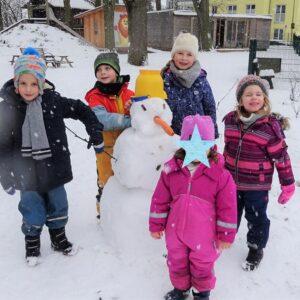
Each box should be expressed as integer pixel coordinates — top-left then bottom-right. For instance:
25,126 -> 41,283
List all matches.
96,64 -> 117,84
173,50 -> 195,70
241,85 -> 265,113
17,73 -> 40,101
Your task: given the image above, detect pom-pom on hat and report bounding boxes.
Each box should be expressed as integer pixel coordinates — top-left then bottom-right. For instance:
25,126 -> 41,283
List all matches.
22,47 -> 42,57
94,51 -> 120,76
14,47 -> 46,95
171,32 -> 199,59
236,74 -> 270,101
180,115 -> 215,141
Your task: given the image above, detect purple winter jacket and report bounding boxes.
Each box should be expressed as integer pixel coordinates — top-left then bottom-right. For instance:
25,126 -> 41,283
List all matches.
149,154 -> 237,248
223,111 -> 295,191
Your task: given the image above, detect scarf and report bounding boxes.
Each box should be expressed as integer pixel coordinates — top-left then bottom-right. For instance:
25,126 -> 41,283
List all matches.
94,75 -> 130,95
240,113 -> 263,129
21,96 -> 52,160
170,60 -> 201,88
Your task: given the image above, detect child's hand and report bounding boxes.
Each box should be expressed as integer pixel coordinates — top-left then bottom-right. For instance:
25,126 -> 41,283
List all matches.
217,240 -> 232,250
5,186 -> 15,195
124,100 -> 132,112
278,183 -> 295,204
87,134 -> 104,154
150,231 -> 164,239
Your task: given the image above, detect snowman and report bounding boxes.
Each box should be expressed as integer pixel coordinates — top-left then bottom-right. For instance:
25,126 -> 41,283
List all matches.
101,97 -> 178,255
112,97 -> 178,191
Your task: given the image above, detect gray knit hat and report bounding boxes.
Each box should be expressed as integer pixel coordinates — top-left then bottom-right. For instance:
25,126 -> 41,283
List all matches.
94,51 -> 120,76
236,74 -> 270,101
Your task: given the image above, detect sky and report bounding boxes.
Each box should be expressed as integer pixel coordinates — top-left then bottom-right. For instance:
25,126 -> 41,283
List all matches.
0,23 -> 299,300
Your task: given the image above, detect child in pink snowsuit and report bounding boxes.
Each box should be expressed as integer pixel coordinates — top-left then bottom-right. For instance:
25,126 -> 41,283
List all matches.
149,115 -> 237,300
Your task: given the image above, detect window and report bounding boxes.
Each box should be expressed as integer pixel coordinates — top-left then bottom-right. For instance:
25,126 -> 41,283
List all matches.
274,29 -> 284,40
275,5 -> 285,23
228,5 -> 237,14
212,6 -> 218,14
246,4 -> 255,14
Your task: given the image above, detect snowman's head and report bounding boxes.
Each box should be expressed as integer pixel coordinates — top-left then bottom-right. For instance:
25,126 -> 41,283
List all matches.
130,97 -> 173,137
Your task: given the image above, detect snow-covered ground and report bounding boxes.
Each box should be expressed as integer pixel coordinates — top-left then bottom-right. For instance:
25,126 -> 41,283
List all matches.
0,24 -> 299,300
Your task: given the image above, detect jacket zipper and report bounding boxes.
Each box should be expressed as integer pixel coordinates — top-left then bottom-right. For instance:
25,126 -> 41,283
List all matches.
234,120 -> 259,183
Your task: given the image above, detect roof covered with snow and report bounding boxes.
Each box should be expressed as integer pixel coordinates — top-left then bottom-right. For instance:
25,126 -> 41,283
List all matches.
24,0 -> 94,10
212,13 -> 272,20
51,0 -> 94,10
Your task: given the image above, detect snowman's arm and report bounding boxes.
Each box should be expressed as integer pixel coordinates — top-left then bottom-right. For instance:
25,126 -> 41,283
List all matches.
92,105 -> 131,131
201,79 -> 219,138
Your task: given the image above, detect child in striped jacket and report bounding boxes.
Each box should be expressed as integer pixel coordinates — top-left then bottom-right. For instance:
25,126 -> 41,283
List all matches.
223,74 -> 295,271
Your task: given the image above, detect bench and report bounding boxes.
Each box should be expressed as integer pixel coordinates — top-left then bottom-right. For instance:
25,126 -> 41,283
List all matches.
10,48 -> 73,68
55,55 -> 73,68
259,69 -> 275,89
20,47 -> 58,68
252,59 -> 275,89
9,54 -> 20,65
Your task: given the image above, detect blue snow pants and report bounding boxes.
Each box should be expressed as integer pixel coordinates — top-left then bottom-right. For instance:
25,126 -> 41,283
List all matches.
237,190 -> 270,250
18,185 -> 68,237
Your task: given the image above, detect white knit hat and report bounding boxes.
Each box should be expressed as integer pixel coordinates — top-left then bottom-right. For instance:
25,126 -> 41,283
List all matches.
171,32 -> 199,59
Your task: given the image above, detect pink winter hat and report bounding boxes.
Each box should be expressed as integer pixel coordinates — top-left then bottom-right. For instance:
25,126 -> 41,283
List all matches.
180,115 -> 215,141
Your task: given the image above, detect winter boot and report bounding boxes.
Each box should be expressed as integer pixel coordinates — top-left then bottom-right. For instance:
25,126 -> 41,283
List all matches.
25,235 -> 41,267
49,227 -> 74,255
96,187 -> 103,219
164,288 -> 190,300
242,248 -> 264,271
192,290 -> 210,300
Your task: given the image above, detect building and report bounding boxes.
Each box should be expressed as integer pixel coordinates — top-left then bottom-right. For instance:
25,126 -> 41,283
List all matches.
23,0 -> 94,35
211,13 -> 271,49
210,0 -> 300,42
74,4 -> 128,51
147,9 -> 271,50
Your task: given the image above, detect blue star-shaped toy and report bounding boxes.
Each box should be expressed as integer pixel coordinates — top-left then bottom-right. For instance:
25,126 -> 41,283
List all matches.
177,126 -> 215,167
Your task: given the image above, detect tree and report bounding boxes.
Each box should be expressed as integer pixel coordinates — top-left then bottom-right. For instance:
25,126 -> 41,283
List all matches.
94,0 -> 101,6
155,0 -> 161,11
124,0 -> 148,66
147,0 -> 153,11
103,0 -> 115,49
167,0 -> 179,9
63,0 -> 72,27
0,0 -> 25,28
192,0 -> 212,50
0,2 -> 3,31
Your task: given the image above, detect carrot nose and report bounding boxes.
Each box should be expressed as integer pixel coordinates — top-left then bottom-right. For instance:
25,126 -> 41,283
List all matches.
153,116 -> 174,136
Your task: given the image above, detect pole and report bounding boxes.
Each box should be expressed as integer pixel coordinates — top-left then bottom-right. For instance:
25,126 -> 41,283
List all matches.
45,0 -> 50,25
248,39 -> 257,75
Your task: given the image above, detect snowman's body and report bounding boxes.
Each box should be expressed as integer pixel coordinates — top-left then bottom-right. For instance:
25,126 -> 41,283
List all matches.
101,98 -> 177,255
112,97 -> 178,191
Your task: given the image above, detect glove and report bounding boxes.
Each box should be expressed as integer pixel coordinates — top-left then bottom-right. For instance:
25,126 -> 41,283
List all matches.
87,135 -> 104,154
278,184 -> 295,205
5,186 -> 16,195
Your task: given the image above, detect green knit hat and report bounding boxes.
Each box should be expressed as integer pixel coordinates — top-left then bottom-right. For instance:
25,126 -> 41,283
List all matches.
94,51 -> 120,76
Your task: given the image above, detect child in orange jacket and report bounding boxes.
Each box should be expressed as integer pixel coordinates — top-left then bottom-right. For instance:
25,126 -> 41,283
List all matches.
85,51 -> 134,219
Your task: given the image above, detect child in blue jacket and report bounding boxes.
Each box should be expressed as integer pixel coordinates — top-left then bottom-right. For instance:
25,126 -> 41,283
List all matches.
161,32 -> 218,138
